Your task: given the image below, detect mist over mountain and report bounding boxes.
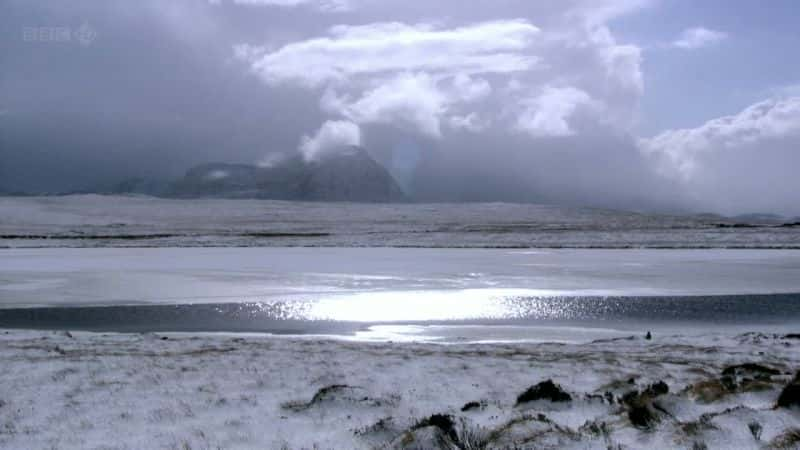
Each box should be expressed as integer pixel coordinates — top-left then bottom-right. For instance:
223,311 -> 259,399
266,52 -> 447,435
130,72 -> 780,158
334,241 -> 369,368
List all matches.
2,1 -> 800,215
115,146 -> 406,202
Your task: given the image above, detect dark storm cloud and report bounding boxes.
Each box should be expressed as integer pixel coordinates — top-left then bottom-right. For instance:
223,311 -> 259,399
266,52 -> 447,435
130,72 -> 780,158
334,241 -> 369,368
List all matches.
1,0 -> 798,215
0,0 -> 327,191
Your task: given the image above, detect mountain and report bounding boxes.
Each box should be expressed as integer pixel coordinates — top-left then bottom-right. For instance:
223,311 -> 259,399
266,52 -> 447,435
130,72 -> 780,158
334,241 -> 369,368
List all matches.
109,178 -> 171,197
168,147 -> 406,202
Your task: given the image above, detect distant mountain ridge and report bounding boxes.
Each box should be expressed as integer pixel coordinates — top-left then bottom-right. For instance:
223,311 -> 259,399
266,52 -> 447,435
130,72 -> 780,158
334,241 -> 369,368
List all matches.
163,147 -> 405,202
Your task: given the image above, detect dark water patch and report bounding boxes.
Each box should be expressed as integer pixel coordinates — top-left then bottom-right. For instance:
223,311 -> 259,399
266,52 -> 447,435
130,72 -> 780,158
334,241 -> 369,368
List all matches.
0,231 -> 331,240
0,293 -> 799,334
0,234 -> 180,240
498,293 -> 800,323
0,302 -> 364,335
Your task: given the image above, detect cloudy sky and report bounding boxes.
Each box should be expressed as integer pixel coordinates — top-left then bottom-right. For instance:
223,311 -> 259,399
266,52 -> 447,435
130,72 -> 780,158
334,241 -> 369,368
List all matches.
1,0 -> 799,215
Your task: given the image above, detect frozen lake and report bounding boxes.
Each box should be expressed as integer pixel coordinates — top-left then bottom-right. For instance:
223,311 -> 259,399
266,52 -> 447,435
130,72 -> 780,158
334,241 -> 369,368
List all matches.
2,247 -> 800,341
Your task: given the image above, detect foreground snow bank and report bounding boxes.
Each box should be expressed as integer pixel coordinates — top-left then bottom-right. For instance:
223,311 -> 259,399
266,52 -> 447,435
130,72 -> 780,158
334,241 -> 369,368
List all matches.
1,329 -> 798,449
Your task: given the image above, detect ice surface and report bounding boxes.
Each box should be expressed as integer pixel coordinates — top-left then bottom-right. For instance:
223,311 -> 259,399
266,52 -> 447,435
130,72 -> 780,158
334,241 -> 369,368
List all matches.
3,248 -> 800,308
2,247 -> 800,341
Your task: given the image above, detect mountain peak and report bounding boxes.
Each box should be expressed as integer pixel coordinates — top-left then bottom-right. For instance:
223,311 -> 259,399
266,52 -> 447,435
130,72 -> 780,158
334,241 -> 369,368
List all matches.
169,148 -> 405,202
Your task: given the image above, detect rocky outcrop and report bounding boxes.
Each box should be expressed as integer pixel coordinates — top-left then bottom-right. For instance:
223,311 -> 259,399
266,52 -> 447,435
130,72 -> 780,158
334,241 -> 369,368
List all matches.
777,371 -> 800,408
516,380 -> 572,405
622,381 -> 670,429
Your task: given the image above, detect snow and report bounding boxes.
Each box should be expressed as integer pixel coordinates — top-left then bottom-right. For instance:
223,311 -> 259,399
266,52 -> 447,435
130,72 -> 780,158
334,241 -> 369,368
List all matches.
2,196 -> 800,448
2,195 -> 800,249
0,329 -> 798,449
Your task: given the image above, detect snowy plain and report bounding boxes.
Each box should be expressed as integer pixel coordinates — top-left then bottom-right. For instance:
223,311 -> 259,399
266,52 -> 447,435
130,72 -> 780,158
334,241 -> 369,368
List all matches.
2,195 -> 800,249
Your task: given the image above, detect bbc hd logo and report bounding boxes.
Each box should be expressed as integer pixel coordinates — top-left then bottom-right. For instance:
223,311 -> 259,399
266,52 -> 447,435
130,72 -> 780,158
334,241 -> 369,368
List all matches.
22,21 -> 97,47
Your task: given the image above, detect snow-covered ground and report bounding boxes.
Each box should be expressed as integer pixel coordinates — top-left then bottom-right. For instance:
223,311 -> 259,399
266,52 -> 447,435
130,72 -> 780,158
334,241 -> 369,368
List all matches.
2,196 -> 800,448
2,195 -> 800,248
1,329 -> 798,449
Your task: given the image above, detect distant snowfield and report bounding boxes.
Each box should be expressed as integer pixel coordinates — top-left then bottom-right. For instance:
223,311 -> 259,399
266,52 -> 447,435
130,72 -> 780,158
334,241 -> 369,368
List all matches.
1,329 -> 798,449
2,195 -> 800,248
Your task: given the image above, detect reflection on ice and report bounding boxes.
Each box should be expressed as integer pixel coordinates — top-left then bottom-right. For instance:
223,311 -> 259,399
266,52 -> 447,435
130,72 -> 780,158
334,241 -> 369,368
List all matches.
352,324 -> 629,344
304,289 -> 570,322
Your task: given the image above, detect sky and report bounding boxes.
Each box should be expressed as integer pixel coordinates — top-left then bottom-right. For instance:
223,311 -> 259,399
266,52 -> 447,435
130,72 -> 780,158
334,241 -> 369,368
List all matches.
1,0 -> 799,215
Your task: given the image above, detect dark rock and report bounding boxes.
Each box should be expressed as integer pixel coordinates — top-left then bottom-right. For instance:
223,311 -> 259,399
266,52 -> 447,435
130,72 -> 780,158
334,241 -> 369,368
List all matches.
516,380 -> 572,405
412,414 -> 458,444
169,147 -> 405,202
714,223 -> 758,229
621,390 -> 639,405
720,374 -> 737,391
645,331 -> 652,340
622,381 -> 670,430
720,363 -> 780,393
645,381 -> 669,396
283,384 -> 391,412
768,428 -> 800,449
748,421 -> 763,441
777,371 -> 800,408
721,363 -> 780,377
110,177 -> 169,196
460,401 -> 482,412
783,334 -> 800,340
310,384 -> 353,404
628,402 -> 659,429
691,365 -> 782,403
354,416 -> 402,445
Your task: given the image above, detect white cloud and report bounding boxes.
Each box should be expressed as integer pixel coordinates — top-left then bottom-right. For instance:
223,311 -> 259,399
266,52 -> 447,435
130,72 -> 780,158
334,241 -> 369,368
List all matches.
235,5 -> 650,210
237,20 -> 540,87
322,72 -> 448,138
642,97 -> 800,178
596,34 -> 643,95
567,0 -> 656,25
237,16 -> 644,138
299,120 -> 362,160
671,27 -> 728,49
449,74 -> 492,103
516,86 -> 594,137
640,97 -> 800,214
448,113 -> 488,132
